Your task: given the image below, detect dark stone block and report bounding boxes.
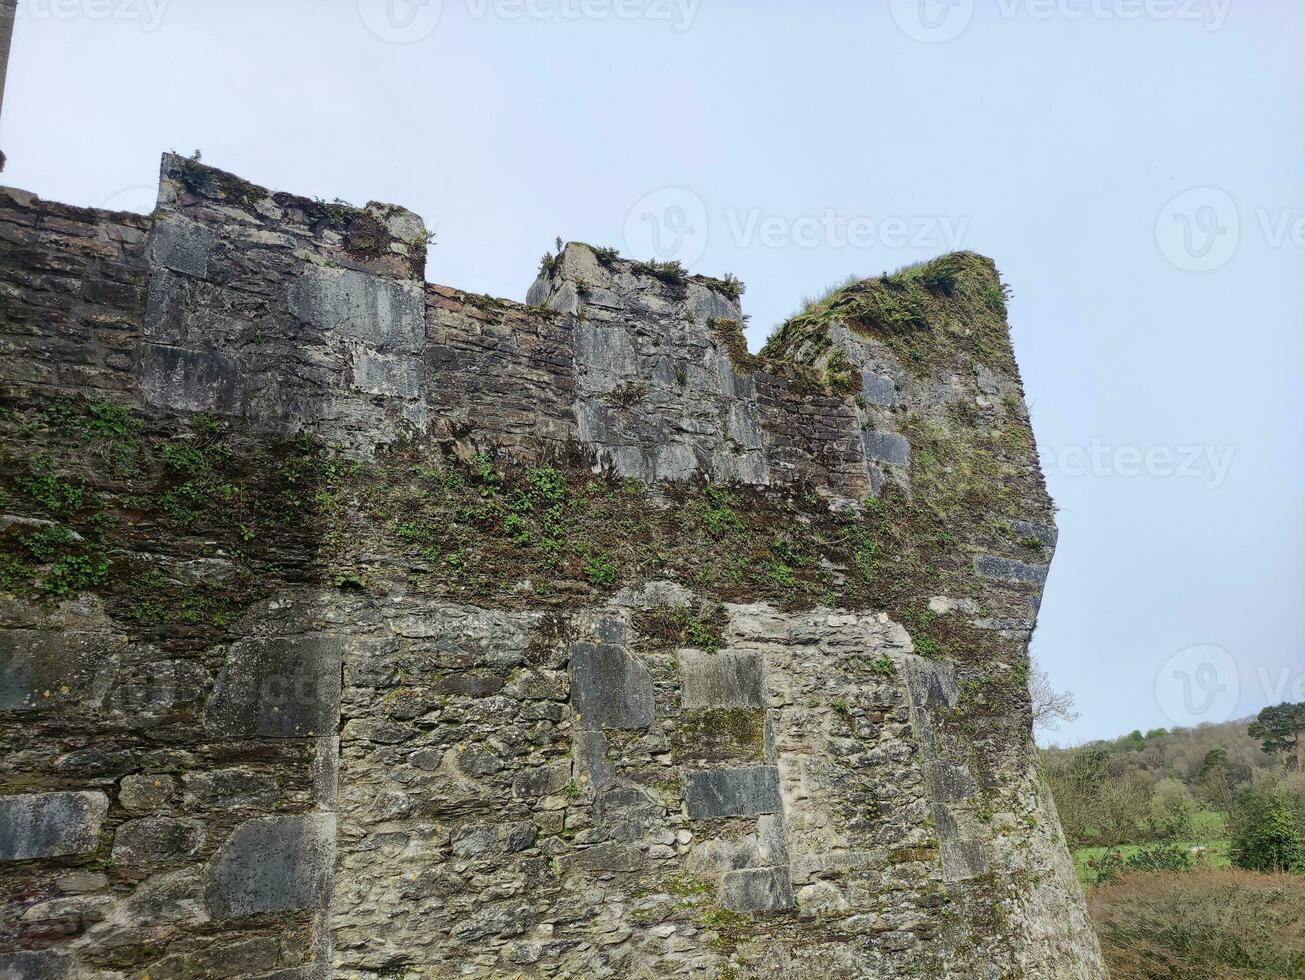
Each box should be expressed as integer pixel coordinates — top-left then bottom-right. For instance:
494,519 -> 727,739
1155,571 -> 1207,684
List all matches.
678,651 -> 766,710
684,766 -> 782,819
0,630 -> 114,713
149,218 -> 212,278
204,636 -> 343,739
860,371 -> 898,407
974,554 -> 1049,586
111,817 -> 206,868
0,791 -> 109,862
923,761 -> 977,803
863,430 -> 910,466
569,643 -> 654,731
722,866 -> 795,913
203,814 -> 335,919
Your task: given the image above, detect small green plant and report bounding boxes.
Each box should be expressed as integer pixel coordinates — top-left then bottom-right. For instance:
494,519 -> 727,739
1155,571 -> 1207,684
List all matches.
161,441 -> 208,477
21,524 -> 75,562
584,554 -> 617,589
869,655 -> 895,678
43,552 -> 109,596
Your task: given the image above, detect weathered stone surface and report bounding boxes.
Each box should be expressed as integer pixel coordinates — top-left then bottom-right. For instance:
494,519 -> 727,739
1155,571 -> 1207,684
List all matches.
111,817 -> 206,868
118,773 -> 179,812
149,217 -> 212,278
0,631 -> 115,713
684,766 -> 782,819
204,814 -> 335,918
678,651 -> 766,710
287,266 -> 424,352
569,643 -> 654,730
863,430 -> 911,466
204,637 -> 343,738
974,554 -> 1050,586
861,371 -> 898,407
0,949 -> 76,979
722,866 -> 795,912
0,792 -> 108,862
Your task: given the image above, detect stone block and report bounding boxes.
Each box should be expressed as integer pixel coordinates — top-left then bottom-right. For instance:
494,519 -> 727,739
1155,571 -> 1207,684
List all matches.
0,630 -> 115,713
204,636 -> 343,738
721,866 -> 795,913
923,761 -> 977,803
0,791 -> 108,862
678,651 -> 766,710
0,950 -> 76,979
111,817 -> 205,868
861,371 -> 898,407
149,218 -> 212,278
863,430 -> 910,466
288,266 -> 424,353
684,766 -> 782,819
140,343 -> 243,414
974,554 -> 1049,586
940,838 -> 988,882
203,814 -> 335,919
1009,518 -> 1058,550
569,643 -> 654,731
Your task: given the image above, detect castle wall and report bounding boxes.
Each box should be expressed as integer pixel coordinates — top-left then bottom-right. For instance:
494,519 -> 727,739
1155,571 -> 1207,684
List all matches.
0,155 -> 1103,979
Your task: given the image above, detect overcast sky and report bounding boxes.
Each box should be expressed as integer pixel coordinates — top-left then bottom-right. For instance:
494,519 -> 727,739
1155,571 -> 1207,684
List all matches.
4,0 -> 1302,743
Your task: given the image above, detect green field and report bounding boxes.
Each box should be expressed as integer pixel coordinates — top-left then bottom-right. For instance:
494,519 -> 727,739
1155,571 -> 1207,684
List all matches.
1072,810 -> 1231,887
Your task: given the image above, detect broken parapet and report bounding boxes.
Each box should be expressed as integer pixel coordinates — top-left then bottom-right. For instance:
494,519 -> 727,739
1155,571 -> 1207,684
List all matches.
0,155 -> 1102,979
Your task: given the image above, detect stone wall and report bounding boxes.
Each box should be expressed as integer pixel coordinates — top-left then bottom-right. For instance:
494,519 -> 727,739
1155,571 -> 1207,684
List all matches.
0,155 -> 1103,978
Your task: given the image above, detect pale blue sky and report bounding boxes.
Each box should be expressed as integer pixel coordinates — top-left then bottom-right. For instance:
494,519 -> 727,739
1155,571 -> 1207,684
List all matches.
4,0 -> 1302,743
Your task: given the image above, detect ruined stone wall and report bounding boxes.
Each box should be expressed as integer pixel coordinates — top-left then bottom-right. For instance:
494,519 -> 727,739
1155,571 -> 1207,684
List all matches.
0,155 -> 1103,978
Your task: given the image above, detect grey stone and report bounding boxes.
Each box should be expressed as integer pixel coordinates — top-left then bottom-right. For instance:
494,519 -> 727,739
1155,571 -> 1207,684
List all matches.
0,950 -> 76,979
940,838 -> 988,882
1009,519 -> 1058,550
0,791 -> 108,862
149,218 -> 212,278
721,867 -> 795,913
569,643 -> 654,731
684,766 -> 782,819
863,430 -> 910,466
0,631 -> 114,713
861,371 -> 898,407
140,343 -> 243,414
678,651 -> 766,710
974,554 -> 1049,586
111,817 -> 205,868
288,266 -> 424,353
512,760 -> 571,798
563,841 -> 645,873
923,761 -> 977,803
572,730 -> 614,792
204,814 -> 335,919
204,636 -> 343,738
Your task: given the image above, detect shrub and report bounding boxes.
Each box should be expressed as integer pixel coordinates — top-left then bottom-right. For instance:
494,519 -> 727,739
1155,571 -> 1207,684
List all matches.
1230,788 -> 1304,873
1089,870 -> 1305,980
1149,777 -> 1196,839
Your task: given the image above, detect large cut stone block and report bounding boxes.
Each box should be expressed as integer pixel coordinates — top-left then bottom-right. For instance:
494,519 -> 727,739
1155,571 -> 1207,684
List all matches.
974,554 -> 1049,586
149,217 -> 213,278
204,636 -> 343,738
678,651 -> 766,710
0,792 -> 108,862
0,630 -> 115,713
288,266 -> 425,353
684,766 -> 782,819
569,643 -> 654,731
722,866 -> 795,913
203,814 -> 335,919
863,430 -> 910,466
